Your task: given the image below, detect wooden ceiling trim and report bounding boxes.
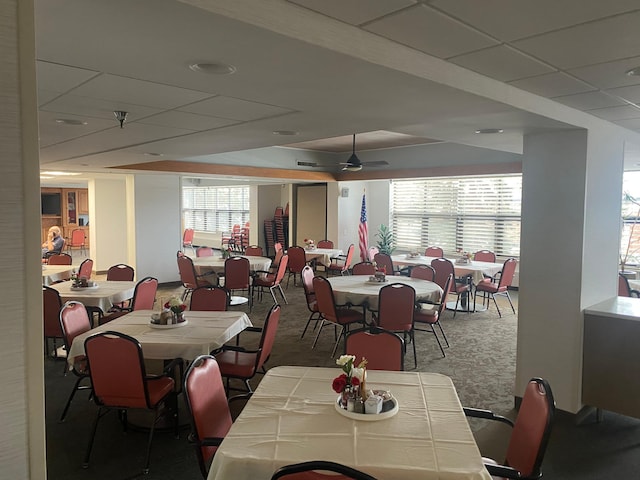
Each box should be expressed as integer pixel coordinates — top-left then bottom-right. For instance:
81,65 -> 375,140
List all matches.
334,162 -> 522,181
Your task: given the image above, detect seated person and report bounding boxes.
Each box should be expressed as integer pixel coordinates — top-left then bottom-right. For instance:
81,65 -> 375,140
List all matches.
42,226 -> 64,258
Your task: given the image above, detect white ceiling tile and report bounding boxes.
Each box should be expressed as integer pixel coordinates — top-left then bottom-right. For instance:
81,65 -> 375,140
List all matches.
364,4 -> 498,59
38,111 -> 115,147
509,72 -> 595,98
41,94 -> 163,121
587,105 -> 640,121
38,89 -> 62,106
449,45 -> 555,82
36,61 -> 99,93
606,84 -> 640,104
513,11 -> 640,69
553,91 -> 627,110
614,118 -> 640,131
286,0 -> 416,26
569,55 -> 640,90
69,74 -> 213,109
178,96 -> 293,121
430,0 -> 640,41
136,111 -> 240,131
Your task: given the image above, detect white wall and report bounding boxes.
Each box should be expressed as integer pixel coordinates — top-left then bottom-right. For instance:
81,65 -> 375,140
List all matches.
134,175 -> 182,283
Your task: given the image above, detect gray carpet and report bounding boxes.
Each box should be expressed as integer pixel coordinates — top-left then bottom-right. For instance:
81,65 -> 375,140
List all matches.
44,275 -> 640,479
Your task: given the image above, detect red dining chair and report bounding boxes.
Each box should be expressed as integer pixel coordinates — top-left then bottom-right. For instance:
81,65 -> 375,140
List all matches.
327,244 -> 354,276
410,264 -> 436,282
214,304 -> 281,392
312,276 -> 364,357
618,273 -> 640,297
373,252 -> 396,276
67,228 -> 87,255
190,286 -> 230,311
78,258 -> 93,280
286,246 -> 307,287
59,301 -> 93,421
464,377 -> 555,480
178,254 -> 216,302
431,257 -> 470,317
221,224 -> 239,250
300,265 -> 321,339
345,327 -> 405,371
414,274 -> 452,357
270,245 -> 285,275
375,283 -> 417,368
351,261 -> 376,276
253,254 -> 288,305
43,286 -> 64,359
196,246 -> 215,257
244,245 -> 263,256
317,240 -> 334,249
474,250 -> 496,263
183,228 -> 195,253
106,263 -> 134,281
473,258 -> 517,317
223,256 -> 252,310
47,253 -> 72,265
83,331 -> 182,475
367,246 -> 379,262
424,246 -> 444,257
184,354 -> 250,478
100,276 -> 158,324
271,461 -> 378,480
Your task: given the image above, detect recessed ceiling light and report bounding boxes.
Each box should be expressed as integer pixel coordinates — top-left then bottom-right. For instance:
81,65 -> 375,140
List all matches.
40,171 -> 81,176
143,152 -> 164,157
625,67 -> 640,77
188,62 -> 236,75
475,128 -> 504,134
272,130 -> 298,136
55,118 -> 87,126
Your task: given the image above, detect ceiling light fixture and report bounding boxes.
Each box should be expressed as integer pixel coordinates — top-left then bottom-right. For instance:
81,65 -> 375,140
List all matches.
143,152 -> 164,157
475,128 -> 504,134
188,62 -> 236,75
342,134 -> 363,172
272,130 -> 298,136
114,111 -> 128,128
55,118 -> 87,126
40,171 -> 81,176
625,67 -> 640,77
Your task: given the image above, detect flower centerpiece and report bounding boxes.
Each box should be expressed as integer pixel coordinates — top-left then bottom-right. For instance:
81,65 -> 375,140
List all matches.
164,296 -> 187,323
333,355 -> 368,411
456,248 -> 472,265
304,238 -> 316,250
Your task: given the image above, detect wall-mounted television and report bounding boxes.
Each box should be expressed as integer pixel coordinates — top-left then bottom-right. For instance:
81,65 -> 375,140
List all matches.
41,193 -> 61,215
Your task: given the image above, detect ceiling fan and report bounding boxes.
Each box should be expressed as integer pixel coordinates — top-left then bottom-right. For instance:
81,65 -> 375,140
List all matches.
297,134 -> 389,171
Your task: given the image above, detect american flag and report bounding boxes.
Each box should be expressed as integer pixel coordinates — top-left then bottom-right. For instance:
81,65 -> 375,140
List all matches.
358,194 -> 368,261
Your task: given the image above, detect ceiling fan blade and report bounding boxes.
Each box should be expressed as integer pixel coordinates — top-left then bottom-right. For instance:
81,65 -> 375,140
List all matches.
297,161 -> 321,167
361,160 -> 389,167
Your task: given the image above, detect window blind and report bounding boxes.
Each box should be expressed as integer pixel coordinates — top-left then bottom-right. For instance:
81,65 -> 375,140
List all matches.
391,175 -> 522,257
182,185 -> 250,233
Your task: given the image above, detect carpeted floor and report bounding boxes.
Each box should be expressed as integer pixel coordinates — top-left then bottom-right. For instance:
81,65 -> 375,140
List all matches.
44,273 -> 640,479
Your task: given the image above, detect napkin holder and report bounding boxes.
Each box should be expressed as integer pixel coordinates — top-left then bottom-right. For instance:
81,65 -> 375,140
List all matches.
364,395 -> 383,414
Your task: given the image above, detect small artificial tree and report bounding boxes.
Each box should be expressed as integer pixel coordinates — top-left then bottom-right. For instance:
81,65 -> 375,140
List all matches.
375,224 -> 396,255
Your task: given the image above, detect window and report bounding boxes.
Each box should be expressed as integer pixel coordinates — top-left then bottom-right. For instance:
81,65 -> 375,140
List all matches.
182,185 -> 249,233
391,175 -> 522,257
621,171 -> 640,267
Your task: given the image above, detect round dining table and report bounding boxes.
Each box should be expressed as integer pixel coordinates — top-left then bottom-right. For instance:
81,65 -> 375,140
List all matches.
327,275 -> 442,311
191,255 -> 272,276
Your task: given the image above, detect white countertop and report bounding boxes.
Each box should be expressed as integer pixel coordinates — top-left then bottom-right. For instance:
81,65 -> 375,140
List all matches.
584,296 -> 640,321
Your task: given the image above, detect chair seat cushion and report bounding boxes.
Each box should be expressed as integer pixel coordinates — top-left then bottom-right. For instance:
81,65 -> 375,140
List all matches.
215,350 -> 257,378
476,282 -> 508,294
253,275 -> 275,287
414,309 -> 438,324
146,376 -> 175,406
335,308 -> 364,325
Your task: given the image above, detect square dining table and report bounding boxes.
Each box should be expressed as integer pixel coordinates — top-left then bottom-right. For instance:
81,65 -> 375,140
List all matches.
208,366 -> 491,480
67,309 -> 252,365
50,280 -> 137,313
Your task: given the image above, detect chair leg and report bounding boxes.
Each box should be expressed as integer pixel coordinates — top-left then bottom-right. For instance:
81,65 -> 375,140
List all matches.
143,409 -> 160,475
436,320 -> 449,348
411,330 -> 417,369
83,406 -> 106,468
311,320 -> 327,349
301,312 -> 320,339
331,325 -> 346,357
432,327 -> 446,357
504,291 -> 516,314
491,293 -> 502,318
277,284 -> 288,304
60,376 -> 89,422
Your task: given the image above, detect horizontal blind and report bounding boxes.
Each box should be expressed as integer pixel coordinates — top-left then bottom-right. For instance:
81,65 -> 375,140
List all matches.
391,175 -> 522,258
182,185 -> 250,233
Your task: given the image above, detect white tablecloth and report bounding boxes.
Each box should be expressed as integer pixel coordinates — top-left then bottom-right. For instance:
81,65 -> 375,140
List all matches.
51,280 -> 137,312
304,248 -> 343,266
191,255 -> 272,276
328,276 -> 442,310
391,255 -> 503,285
208,366 -> 491,480
42,264 -> 78,285
67,310 -> 252,364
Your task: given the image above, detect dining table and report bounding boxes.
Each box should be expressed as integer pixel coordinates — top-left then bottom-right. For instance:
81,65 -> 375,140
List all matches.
51,280 -> 137,313
328,275 -> 442,311
304,247 -> 343,267
391,254 -> 503,284
67,309 -> 252,365
41,264 -> 78,286
191,255 -> 272,276
208,366 -> 491,480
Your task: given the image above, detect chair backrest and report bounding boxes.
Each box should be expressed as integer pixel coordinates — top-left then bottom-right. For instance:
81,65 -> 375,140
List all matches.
317,240 -> 334,249
130,276 -> 158,311
410,264 -> 436,282
245,245 -> 263,256
345,327 -> 404,371
431,258 -> 456,292
425,246 -> 444,257
474,250 -> 496,263
190,286 -> 229,311
78,258 -> 93,280
177,255 -> 200,289
287,246 -> 307,274
273,255 -> 289,285
301,265 -> 316,310
377,283 -> 416,332
367,246 -> 379,262
47,253 -> 72,265
224,256 -> 251,290
106,264 -> 135,281
505,378 -> 555,478
271,461 -> 378,480
183,228 -> 194,247
312,276 -> 339,323
497,258 -> 518,288
438,274 -> 453,313
343,244 -> 355,270
351,262 -> 376,276
196,246 -> 215,257
255,304 -> 281,371
273,247 -> 285,270
59,301 -> 93,353
184,355 -> 233,476
84,331 -> 161,409
274,242 -> 283,254
43,286 -> 63,339
619,273 -> 633,296
70,229 -> 85,246
373,252 -> 394,275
